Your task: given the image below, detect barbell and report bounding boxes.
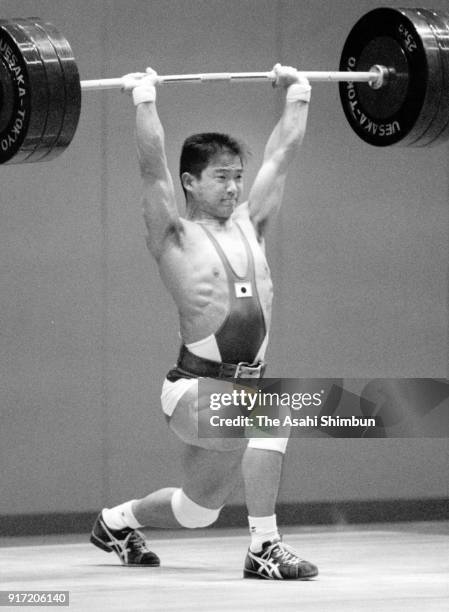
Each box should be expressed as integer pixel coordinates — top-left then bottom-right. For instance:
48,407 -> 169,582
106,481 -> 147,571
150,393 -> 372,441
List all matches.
0,6 -> 448,165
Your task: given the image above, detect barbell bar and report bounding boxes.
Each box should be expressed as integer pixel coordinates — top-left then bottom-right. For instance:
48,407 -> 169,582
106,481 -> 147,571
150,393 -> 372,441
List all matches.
80,68 -> 385,91
1,6 -> 449,165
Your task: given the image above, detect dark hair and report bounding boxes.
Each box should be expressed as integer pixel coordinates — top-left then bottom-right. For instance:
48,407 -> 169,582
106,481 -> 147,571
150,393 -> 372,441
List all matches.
179,132 -> 248,196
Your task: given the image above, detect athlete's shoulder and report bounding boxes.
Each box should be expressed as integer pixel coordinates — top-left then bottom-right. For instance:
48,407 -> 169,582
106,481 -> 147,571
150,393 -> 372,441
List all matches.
233,202 -> 265,245
233,201 -> 251,221
233,202 -> 255,233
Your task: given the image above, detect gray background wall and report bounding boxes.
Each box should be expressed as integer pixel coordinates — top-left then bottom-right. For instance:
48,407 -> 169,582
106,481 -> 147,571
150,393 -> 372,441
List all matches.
1,0 -> 448,519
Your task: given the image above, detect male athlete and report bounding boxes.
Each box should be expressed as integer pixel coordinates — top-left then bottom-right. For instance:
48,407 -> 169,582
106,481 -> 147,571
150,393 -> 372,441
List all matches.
90,64 -> 318,580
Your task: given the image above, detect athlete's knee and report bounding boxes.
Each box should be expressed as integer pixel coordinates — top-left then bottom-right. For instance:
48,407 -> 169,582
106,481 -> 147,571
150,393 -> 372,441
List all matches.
170,488 -> 222,528
247,437 -> 289,454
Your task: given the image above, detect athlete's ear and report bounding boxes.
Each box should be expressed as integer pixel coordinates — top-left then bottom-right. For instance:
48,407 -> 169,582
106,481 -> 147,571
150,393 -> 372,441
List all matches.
181,172 -> 196,194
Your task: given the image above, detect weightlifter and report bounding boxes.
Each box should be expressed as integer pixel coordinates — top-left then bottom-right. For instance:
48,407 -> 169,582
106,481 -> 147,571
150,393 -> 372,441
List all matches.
90,63 -> 318,580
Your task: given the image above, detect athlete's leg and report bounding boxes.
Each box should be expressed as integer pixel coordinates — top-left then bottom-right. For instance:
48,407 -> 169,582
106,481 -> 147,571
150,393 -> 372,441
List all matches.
99,377 -> 246,532
133,443 -> 245,528
241,438 -> 318,580
242,446 -> 283,516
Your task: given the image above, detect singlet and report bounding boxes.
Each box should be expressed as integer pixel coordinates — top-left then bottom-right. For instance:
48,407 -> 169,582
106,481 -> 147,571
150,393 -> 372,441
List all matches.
192,222 -> 267,364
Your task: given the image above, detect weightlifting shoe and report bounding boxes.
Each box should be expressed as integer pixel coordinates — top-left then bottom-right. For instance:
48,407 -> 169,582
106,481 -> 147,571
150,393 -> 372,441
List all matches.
90,512 -> 160,566
243,538 -> 318,580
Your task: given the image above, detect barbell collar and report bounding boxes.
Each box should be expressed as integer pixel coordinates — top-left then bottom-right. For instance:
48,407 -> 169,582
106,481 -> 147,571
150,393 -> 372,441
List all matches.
80,67 -> 386,92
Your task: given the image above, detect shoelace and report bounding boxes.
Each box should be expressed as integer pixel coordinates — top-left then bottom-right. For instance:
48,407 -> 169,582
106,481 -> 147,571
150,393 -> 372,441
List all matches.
125,531 -> 150,554
264,541 -> 301,566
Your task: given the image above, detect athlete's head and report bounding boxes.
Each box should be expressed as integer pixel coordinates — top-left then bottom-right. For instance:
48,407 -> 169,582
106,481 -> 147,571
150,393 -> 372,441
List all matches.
180,133 -> 248,220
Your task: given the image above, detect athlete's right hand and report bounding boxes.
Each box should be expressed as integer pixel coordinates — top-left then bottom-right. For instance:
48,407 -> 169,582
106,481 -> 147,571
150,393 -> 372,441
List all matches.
271,63 -> 303,88
121,67 -> 160,92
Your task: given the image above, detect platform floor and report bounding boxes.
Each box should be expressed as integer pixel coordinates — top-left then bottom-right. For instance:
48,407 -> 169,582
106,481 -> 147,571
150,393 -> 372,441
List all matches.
1,522 -> 448,611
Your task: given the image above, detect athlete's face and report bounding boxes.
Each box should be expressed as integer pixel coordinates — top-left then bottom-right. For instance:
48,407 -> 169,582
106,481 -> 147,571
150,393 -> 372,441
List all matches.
188,152 -> 244,220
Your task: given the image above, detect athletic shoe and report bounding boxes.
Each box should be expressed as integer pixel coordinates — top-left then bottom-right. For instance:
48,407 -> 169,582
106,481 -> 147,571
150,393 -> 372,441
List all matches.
90,512 -> 160,566
243,538 -> 318,580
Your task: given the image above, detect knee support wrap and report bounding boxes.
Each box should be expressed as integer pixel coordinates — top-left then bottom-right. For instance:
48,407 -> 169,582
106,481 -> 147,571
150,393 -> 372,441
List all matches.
248,437 -> 289,454
171,489 -> 222,528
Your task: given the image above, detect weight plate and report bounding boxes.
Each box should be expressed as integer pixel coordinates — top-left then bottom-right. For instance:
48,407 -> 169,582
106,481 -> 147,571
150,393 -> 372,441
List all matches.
419,10 -> 449,147
400,9 -> 447,147
31,18 -> 81,161
0,20 -> 48,164
409,9 -> 449,147
339,7 -> 440,147
0,57 -> 15,134
14,18 -> 66,162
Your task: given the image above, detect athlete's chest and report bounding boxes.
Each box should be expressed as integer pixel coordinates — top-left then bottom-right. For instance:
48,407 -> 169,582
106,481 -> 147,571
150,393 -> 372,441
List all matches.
204,228 -> 248,278
199,222 -> 268,281
159,219 -> 272,306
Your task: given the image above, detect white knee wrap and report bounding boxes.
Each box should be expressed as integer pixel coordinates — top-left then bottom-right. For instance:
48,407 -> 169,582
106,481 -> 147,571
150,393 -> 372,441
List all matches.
171,489 -> 222,528
248,437 -> 289,454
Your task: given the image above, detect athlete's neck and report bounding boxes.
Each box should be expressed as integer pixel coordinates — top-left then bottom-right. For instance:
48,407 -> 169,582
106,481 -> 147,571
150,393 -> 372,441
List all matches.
186,208 -> 233,230
195,218 -> 233,230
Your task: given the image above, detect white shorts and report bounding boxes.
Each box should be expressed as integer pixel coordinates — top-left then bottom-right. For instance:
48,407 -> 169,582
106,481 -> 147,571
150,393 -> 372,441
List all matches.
160,376 -> 288,453
161,377 -> 198,417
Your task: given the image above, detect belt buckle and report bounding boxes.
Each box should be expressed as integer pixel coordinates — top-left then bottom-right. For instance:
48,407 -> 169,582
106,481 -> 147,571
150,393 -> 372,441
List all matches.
234,361 -> 263,379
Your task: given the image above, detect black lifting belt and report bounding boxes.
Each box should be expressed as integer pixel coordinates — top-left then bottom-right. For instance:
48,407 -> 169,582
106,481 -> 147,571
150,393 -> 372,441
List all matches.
166,345 -> 266,381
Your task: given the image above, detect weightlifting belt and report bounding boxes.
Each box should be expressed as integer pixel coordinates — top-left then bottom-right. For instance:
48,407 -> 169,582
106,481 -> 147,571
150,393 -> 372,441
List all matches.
166,345 -> 265,381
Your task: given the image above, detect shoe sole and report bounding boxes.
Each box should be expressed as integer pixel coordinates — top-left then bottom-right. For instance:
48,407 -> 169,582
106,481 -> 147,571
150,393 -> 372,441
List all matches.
243,568 -> 318,580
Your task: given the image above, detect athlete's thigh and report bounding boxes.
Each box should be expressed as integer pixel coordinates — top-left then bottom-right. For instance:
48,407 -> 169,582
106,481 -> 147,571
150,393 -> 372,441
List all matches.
164,377 -> 248,452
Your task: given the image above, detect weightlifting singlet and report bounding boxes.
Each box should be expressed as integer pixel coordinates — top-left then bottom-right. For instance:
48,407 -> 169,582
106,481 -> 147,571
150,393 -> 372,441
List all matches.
195,222 -> 267,364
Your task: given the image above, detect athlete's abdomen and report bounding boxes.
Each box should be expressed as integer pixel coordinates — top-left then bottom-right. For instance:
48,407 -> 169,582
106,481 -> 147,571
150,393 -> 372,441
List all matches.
214,289 -> 266,363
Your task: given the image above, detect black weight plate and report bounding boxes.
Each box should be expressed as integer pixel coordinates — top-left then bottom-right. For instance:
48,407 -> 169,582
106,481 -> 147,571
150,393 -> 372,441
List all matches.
410,9 -> 449,147
0,20 -> 48,164
400,9 -> 446,147
339,7 -> 438,147
31,18 -> 81,161
432,12 -> 449,145
396,8 -> 443,146
420,10 -> 449,147
14,18 -> 66,162
0,57 -> 15,134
